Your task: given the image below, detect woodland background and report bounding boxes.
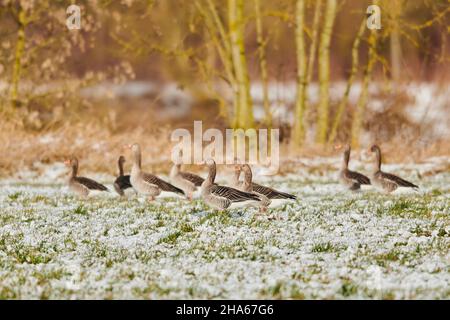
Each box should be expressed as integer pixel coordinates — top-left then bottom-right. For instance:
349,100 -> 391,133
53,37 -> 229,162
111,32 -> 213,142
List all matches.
0,0 -> 448,174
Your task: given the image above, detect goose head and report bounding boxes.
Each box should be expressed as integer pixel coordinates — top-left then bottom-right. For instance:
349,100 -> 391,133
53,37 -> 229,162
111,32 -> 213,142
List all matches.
64,157 -> 78,168
125,143 -> 142,169
334,144 -> 350,153
370,144 -> 380,153
64,157 -> 78,177
232,157 -> 242,174
117,155 -> 126,175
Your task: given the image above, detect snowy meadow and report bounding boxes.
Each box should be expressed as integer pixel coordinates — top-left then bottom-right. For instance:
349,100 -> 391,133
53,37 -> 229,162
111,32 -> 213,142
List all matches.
0,157 -> 449,299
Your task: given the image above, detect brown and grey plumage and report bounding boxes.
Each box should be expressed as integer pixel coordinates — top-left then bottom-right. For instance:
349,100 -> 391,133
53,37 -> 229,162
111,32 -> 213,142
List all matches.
127,143 -> 184,201
370,144 -> 419,193
238,164 -> 271,212
65,157 -> 108,197
113,155 -> 132,196
201,159 -> 261,210
170,162 -> 204,200
251,183 -> 297,200
338,145 -> 371,191
232,164 -> 296,200
179,171 -> 205,187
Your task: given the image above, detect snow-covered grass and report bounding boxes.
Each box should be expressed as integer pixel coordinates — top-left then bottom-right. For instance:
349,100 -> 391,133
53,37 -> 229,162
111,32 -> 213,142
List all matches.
0,162 -> 449,299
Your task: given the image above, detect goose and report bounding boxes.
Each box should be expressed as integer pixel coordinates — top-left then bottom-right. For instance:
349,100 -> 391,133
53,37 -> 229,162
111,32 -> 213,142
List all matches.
169,159 -> 205,200
370,144 -> 418,193
113,155 -> 133,196
238,164 -> 271,212
126,143 -> 184,200
336,144 -> 371,190
64,157 -> 108,197
201,159 -> 261,211
241,164 -> 297,200
229,162 -> 243,189
233,163 -> 296,201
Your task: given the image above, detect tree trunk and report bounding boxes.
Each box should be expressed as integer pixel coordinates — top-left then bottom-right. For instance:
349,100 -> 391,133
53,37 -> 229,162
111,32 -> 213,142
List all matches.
292,0 -> 307,146
328,17 -> 366,144
10,7 -> 26,108
254,0 -> 271,128
228,0 -> 254,129
306,0 -> 322,83
316,0 -> 337,144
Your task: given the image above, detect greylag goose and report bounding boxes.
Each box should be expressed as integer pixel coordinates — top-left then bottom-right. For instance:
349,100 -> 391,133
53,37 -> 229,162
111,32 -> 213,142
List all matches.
113,155 -> 132,196
126,143 -> 184,200
370,144 -> 418,192
169,159 -> 205,200
238,164 -> 271,212
229,163 -> 243,189
201,159 -> 261,211
336,144 -> 371,190
64,157 -> 108,197
233,164 -> 296,201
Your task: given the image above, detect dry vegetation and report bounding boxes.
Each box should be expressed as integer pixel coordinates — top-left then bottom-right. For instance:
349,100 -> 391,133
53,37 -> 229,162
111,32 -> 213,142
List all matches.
1,113 -> 448,178
0,0 -> 448,175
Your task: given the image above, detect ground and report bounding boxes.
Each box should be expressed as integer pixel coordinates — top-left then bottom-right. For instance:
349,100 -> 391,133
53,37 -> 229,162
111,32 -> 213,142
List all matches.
0,158 -> 449,299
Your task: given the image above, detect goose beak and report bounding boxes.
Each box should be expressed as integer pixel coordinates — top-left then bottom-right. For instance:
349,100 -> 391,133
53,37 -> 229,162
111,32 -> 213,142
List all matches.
334,144 -> 342,151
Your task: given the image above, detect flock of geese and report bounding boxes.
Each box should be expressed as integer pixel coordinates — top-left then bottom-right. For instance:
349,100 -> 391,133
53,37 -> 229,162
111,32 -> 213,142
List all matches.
64,143 -> 419,212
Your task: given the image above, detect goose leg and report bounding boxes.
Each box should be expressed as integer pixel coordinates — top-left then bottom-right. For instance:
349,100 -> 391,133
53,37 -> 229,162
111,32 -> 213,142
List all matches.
350,183 -> 360,191
259,206 -> 268,213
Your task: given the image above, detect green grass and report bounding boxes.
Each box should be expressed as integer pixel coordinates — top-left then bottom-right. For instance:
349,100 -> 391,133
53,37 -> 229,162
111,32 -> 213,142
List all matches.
387,199 -> 430,217
340,279 -> 358,297
0,174 -> 449,299
158,231 -> 182,245
312,242 -> 335,253
8,192 -> 22,201
73,204 -> 88,215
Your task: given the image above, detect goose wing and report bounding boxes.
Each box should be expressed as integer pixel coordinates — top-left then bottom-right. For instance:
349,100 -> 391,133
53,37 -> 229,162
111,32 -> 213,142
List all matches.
345,170 -> 371,185
380,171 -> 418,188
252,182 -> 297,200
114,175 -> 132,189
142,173 -> 185,195
211,185 -> 261,203
180,171 -> 205,186
75,177 -> 108,191
114,175 -> 132,196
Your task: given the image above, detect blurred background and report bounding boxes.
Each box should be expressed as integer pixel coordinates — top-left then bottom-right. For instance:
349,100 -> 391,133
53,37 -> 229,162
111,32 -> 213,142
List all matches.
0,0 -> 448,174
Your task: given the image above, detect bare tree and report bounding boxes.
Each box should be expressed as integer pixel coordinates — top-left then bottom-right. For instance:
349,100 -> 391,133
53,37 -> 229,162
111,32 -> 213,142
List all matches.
228,0 -> 254,129
316,0 -> 337,144
292,0 -> 307,146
